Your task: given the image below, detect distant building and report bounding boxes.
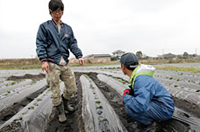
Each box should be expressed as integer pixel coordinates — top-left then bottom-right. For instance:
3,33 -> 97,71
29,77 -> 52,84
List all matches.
84,54 -> 111,64
158,53 -> 177,59
69,54 -> 111,64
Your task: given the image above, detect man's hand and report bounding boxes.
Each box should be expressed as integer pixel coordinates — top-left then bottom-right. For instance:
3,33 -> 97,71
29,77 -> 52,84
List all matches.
79,58 -> 84,66
42,62 -> 49,73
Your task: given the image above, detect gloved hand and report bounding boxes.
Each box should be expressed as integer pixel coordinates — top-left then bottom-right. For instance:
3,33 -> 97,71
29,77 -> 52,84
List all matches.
122,89 -> 131,98
122,89 -> 131,103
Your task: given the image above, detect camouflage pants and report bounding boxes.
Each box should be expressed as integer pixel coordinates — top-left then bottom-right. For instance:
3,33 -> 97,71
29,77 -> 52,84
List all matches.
48,62 -> 77,106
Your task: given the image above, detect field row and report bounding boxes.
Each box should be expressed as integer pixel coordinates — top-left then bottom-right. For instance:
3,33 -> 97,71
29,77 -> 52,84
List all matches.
0,65 -> 199,132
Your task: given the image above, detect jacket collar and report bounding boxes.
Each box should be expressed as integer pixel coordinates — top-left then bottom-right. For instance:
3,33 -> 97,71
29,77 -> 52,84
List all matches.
129,64 -> 156,89
51,19 -> 63,27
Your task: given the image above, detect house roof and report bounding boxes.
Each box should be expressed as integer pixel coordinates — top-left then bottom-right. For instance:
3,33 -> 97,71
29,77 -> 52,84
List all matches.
85,54 -> 111,58
158,53 -> 176,58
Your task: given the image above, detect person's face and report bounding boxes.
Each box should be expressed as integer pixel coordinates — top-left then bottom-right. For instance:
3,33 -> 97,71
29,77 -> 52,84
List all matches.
50,8 -> 63,22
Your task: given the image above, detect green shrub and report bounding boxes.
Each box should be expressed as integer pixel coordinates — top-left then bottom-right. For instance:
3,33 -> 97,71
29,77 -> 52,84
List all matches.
7,91 -> 11,93
19,116 -> 23,120
29,106 -> 34,109
95,100 -> 101,104
3,93 -> 8,96
174,84 -> 178,87
90,84 -> 95,89
96,105 -> 103,109
11,81 -> 17,85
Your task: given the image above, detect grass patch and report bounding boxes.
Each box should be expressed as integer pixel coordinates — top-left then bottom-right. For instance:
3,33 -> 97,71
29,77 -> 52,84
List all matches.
0,58 -> 41,70
155,66 -> 200,73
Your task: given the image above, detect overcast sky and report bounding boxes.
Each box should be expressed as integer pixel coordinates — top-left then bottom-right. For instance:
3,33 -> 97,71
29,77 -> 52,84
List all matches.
0,0 -> 200,59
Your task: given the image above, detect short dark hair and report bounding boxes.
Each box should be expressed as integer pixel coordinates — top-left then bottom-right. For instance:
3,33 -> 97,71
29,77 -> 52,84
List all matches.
49,0 -> 64,12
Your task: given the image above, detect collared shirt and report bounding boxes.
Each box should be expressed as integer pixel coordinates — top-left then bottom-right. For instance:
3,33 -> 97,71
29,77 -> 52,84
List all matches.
52,19 -> 67,65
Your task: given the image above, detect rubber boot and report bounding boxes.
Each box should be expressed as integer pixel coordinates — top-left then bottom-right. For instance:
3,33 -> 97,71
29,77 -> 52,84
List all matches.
62,95 -> 75,112
142,122 -> 157,132
56,102 -> 67,123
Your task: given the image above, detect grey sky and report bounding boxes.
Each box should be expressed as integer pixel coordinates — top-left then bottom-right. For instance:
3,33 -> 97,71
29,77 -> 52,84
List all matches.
0,0 -> 199,59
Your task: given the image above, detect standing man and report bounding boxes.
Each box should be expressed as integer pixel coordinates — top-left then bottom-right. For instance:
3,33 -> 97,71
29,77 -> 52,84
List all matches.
120,52 -> 174,131
36,0 -> 84,123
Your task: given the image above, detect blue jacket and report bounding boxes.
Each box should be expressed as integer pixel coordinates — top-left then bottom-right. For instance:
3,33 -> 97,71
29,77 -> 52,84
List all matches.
123,65 -> 174,118
36,20 -> 83,64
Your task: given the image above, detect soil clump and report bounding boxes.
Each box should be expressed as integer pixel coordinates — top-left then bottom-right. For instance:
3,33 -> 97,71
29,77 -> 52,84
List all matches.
7,73 -> 45,81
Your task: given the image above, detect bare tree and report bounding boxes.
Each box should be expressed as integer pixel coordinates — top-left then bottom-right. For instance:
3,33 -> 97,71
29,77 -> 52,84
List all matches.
136,51 -> 143,59
183,52 -> 188,58
112,50 -> 125,59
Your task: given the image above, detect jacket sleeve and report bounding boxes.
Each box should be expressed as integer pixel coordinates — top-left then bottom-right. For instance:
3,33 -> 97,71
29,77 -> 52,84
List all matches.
68,27 -> 83,59
36,24 -> 48,63
123,76 -> 152,113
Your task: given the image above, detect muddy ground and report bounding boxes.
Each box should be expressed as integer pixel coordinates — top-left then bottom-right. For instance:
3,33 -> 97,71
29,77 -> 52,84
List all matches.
1,72 -> 200,132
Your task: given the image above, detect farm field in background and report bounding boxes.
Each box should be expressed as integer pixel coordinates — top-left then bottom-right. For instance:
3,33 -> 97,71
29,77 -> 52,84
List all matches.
0,63 -> 200,132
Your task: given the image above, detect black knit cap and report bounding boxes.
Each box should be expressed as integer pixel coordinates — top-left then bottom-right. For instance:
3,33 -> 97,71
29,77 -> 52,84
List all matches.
120,52 -> 139,70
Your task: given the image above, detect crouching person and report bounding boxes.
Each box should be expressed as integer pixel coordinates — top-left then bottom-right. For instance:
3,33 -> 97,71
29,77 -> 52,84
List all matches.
36,0 -> 84,123
119,52 -> 174,131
